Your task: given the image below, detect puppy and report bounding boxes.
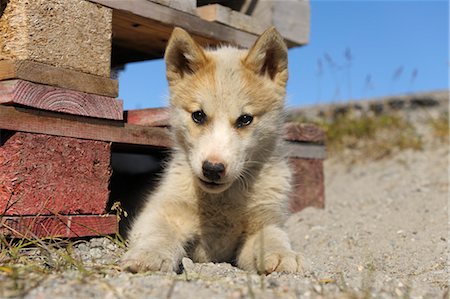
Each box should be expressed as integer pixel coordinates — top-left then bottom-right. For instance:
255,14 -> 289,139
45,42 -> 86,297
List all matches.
122,27 -> 302,274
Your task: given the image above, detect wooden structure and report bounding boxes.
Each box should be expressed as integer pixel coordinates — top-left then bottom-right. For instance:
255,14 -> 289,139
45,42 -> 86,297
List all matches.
0,0 -> 318,239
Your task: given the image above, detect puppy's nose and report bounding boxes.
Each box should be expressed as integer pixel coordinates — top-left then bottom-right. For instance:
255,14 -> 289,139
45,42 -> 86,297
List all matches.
202,160 -> 225,182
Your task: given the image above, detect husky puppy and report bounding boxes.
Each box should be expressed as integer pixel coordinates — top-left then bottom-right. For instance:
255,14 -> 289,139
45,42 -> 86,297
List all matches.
122,27 -> 302,274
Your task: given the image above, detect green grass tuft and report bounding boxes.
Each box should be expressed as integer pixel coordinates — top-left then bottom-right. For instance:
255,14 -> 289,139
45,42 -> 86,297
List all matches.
321,113 -> 422,159
429,112 -> 449,142
291,111 -> 424,161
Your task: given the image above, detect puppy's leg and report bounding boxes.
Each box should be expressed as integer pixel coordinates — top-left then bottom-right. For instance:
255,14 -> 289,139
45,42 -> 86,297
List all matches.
237,225 -> 302,274
122,208 -> 193,273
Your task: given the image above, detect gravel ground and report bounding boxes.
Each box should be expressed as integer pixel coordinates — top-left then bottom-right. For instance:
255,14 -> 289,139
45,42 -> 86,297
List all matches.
1,111 -> 448,298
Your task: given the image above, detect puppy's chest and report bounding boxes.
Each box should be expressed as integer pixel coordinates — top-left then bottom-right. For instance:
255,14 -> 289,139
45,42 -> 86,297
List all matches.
198,203 -> 247,234
193,203 -> 247,262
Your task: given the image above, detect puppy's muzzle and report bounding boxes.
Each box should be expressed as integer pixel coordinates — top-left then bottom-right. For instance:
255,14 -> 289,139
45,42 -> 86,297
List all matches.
202,161 -> 225,182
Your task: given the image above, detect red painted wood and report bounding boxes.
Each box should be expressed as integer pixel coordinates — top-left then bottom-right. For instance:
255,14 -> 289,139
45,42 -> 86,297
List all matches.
0,215 -> 118,238
0,105 -> 172,148
283,122 -> 325,144
0,131 -> 111,215
288,158 -> 325,212
126,107 -> 170,127
0,80 -> 123,120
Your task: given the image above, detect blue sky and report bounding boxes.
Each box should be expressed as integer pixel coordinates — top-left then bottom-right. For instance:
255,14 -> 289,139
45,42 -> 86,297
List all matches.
118,1 -> 449,110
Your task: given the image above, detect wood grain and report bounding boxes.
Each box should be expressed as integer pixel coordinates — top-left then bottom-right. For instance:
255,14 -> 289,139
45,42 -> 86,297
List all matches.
289,158 -> 325,212
100,0 -> 259,45
0,60 -> 118,97
285,142 -> 327,160
92,0 -> 308,62
125,107 -> 170,127
204,0 -> 310,47
284,122 -> 325,144
92,0 -> 261,64
0,131 -> 111,216
0,215 -> 117,238
0,105 -> 172,148
152,0 -> 196,14
0,0 -> 112,77
0,80 -> 123,120
197,4 -> 267,35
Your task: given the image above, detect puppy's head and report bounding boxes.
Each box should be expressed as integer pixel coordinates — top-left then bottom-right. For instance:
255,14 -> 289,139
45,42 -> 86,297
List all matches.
165,27 -> 288,194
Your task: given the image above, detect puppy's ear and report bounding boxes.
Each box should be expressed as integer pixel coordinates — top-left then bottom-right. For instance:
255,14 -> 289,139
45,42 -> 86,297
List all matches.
243,27 -> 288,85
164,27 -> 208,84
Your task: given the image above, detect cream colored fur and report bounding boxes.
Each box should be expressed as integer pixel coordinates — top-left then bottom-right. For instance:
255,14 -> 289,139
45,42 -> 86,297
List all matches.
122,27 -> 302,274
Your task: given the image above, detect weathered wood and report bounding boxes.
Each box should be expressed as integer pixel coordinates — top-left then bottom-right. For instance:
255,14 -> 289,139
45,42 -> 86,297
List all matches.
0,215 -> 118,238
267,1 -> 310,46
0,60 -> 118,97
91,0 -> 262,65
201,0 -> 310,47
284,123 -> 325,144
0,0 -> 112,77
152,0 -> 197,14
125,107 -> 170,127
196,4 -> 267,35
0,105 -> 172,148
91,0 -> 309,65
285,142 -> 326,160
0,131 -> 111,215
95,0 -> 258,45
0,80 -> 123,120
289,158 -> 325,212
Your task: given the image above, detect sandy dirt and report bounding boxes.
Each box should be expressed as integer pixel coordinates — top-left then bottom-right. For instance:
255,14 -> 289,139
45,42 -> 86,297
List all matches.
287,144 -> 448,298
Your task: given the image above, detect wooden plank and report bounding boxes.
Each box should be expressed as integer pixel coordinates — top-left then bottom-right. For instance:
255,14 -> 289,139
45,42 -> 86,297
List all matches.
0,105 -> 172,148
104,0 -> 259,46
1,131 -> 111,216
197,4 -> 267,35
109,9 -> 246,62
0,80 -> 123,120
152,0 -> 196,14
110,8 -> 254,58
0,215 -> 117,238
202,0 -> 310,47
271,1 -> 310,47
289,158 -> 325,212
0,60 -> 118,98
125,107 -> 170,127
285,142 -> 327,160
284,123 -> 325,144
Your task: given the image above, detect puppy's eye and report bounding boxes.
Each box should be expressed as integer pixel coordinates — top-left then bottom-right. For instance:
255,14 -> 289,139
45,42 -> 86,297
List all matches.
235,114 -> 253,128
192,110 -> 207,124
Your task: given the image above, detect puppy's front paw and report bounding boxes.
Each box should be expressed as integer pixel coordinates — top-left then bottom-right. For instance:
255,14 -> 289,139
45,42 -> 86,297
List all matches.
258,251 -> 303,274
121,249 -> 177,273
